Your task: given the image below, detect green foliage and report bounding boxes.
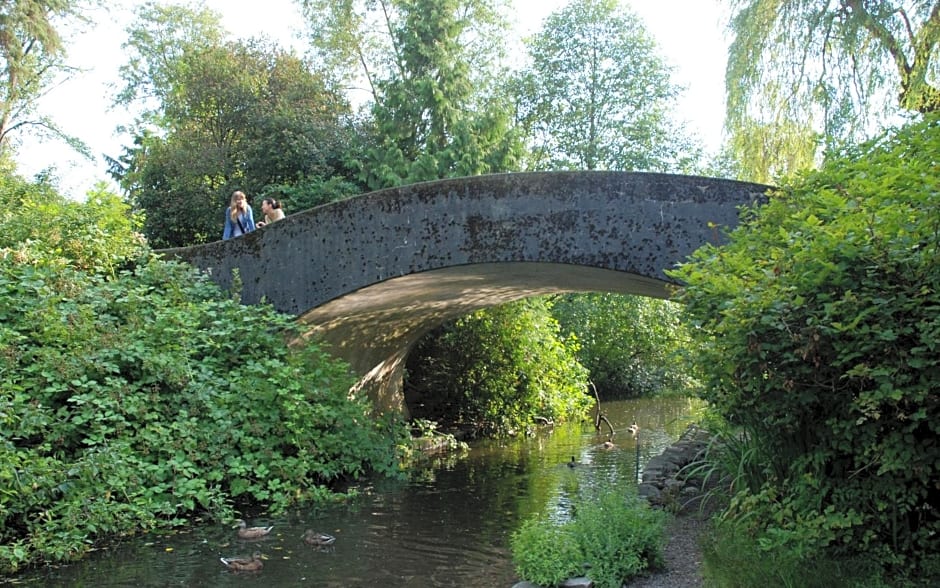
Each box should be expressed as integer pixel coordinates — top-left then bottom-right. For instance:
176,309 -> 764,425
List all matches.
0,257 -> 399,572
330,0 -> 523,189
512,518 -> 584,586
669,116 -> 940,576
113,6 -> 361,247
0,167 -> 146,274
725,116 -> 820,184
115,131 -> 222,247
0,172 -> 401,573
685,415 -> 774,501
511,485 -> 667,588
552,293 -> 697,398
724,0 -> 940,181
302,0 -> 511,111
702,518 -> 895,588
514,0 -> 701,172
114,2 -> 226,117
404,298 -> 592,436
0,0 -> 92,153
260,174 -> 362,216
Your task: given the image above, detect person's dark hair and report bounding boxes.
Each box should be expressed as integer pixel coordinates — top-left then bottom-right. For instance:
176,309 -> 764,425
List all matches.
263,197 -> 281,209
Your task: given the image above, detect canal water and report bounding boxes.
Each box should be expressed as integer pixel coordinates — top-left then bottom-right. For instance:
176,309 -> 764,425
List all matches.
11,397 -> 704,587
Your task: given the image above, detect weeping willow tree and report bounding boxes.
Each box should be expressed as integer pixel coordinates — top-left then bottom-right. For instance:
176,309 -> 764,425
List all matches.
724,0 -> 940,182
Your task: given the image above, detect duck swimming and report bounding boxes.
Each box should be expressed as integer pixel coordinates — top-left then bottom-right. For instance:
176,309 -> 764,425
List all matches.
628,421 -> 640,436
301,529 -> 337,549
234,519 -> 274,540
220,551 -> 264,572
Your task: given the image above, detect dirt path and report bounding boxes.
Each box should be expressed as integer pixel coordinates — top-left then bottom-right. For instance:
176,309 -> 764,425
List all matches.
626,474 -> 725,588
625,509 -> 710,587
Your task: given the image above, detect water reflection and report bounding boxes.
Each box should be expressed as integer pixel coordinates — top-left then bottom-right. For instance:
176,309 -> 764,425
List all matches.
11,397 -> 704,587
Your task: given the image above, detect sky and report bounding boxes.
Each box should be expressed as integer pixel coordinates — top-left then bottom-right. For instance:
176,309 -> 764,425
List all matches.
16,0 -> 729,199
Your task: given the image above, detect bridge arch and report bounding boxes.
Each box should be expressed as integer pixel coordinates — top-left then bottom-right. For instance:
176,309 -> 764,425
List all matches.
164,172 -> 769,413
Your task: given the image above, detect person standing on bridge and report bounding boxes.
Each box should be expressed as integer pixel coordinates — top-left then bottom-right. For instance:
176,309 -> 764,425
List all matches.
256,197 -> 285,228
222,190 -> 256,240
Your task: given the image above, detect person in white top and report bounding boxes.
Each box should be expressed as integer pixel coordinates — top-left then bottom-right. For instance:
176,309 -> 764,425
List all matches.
257,197 -> 285,227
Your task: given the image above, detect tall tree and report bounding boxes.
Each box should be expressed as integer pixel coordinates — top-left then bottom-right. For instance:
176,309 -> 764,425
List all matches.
301,0 -> 508,108
301,0 -> 522,188
114,1 -> 226,129
112,4 -> 359,247
0,0 -> 92,154
724,0 -> 940,182
514,0 -> 700,172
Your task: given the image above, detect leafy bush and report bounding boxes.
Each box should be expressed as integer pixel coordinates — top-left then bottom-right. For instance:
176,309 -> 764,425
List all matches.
511,486 -> 667,588
669,115 -> 940,577
512,518 -> 585,586
404,297 -> 592,436
0,171 -> 401,573
0,168 -> 146,274
702,518 -> 894,588
552,293 -> 698,398
260,174 -> 362,216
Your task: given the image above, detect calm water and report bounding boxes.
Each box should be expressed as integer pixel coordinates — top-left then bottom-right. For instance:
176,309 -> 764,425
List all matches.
10,397 -> 704,587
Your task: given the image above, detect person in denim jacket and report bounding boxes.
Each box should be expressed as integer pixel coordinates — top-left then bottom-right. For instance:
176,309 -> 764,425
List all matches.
222,190 -> 256,240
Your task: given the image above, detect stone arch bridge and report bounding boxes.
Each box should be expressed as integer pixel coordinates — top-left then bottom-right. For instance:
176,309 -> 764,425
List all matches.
163,172 -> 769,414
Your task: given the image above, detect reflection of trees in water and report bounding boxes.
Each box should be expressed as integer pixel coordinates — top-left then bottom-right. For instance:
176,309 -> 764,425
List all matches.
517,397 -> 704,525
15,397 -> 703,587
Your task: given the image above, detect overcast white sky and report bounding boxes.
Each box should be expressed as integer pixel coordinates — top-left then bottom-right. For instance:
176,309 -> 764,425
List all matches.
16,0 -> 729,199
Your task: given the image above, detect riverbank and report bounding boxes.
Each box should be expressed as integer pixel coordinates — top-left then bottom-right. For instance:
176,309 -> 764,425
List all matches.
625,486 -> 719,587
626,424 -> 720,587
11,398 -> 701,587
512,424 -> 723,588
628,517 -> 708,587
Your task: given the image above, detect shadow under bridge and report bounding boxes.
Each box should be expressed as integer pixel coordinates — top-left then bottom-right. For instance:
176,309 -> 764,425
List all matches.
161,171 -> 770,415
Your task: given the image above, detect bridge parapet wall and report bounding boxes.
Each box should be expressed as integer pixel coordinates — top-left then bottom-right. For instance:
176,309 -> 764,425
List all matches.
162,172 -> 769,316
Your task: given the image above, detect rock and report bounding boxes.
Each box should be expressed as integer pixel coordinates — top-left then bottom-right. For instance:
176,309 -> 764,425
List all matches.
641,466 -> 663,483
664,478 -> 685,492
560,577 -> 594,587
510,579 -> 594,588
638,483 -> 662,502
638,424 -> 715,511
680,485 -> 701,498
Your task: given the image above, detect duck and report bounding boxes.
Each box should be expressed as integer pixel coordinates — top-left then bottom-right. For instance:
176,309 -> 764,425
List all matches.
301,529 -> 337,549
601,440 -> 615,450
220,550 -> 264,572
628,421 -> 640,436
234,519 -> 274,540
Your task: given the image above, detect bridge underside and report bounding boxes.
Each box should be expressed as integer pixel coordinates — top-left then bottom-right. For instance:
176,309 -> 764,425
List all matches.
296,261 -> 671,415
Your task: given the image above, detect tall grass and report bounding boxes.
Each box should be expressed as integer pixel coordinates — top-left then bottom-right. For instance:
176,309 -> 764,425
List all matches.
702,521 -> 893,588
